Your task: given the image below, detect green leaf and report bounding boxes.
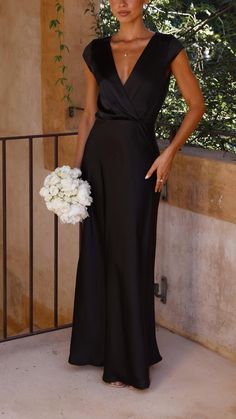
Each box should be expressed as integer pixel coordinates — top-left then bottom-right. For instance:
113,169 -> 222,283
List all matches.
55,77 -> 68,85
55,29 -> 63,37
66,84 -> 73,93
55,2 -> 64,13
59,65 -> 67,73
49,19 -> 60,29
54,55 -> 63,62
60,44 -> 70,52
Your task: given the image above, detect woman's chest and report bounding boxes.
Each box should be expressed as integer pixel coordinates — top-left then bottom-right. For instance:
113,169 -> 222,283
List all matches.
92,34 -> 171,93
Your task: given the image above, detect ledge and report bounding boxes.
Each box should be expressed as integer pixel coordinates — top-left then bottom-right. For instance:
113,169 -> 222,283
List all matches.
158,139 -> 236,164
157,140 -> 236,224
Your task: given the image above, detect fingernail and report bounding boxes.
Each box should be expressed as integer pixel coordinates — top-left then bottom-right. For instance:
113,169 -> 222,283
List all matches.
145,174 -> 149,179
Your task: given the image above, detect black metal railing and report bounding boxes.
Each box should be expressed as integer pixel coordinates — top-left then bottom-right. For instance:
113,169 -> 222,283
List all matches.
0,132 -> 79,343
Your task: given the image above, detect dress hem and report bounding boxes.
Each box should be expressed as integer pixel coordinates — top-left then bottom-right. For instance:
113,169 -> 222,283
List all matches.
68,354 -> 163,390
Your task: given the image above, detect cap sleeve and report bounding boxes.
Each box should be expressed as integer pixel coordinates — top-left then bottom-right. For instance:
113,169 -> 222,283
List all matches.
167,34 -> 185,65
82,40 -> 94,73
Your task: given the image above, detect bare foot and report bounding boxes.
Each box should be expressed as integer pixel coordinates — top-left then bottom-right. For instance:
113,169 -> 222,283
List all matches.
109,381 -> 127,388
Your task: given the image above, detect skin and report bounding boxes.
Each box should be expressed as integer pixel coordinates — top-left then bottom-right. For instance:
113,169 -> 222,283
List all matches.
75,0 -> 205,194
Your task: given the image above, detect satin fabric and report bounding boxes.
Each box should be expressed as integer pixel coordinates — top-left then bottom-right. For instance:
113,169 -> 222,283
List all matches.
68,31 -> 184,389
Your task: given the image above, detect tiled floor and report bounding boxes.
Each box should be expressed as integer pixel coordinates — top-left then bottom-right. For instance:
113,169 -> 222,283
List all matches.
0,326 -> 236,419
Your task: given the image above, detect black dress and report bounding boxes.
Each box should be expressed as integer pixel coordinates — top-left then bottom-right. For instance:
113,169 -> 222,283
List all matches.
68,31 -> 184,389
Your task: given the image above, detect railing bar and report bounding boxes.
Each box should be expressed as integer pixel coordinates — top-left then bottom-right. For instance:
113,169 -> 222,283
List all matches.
54,135 -> 59,328
28,137 -> 34,333
2,139 -> 7,339
0,323 -> 72,343
0,132 -> 78,141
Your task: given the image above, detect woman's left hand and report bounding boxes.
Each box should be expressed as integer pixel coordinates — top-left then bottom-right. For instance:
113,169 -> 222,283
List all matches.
145,147 -> 176,193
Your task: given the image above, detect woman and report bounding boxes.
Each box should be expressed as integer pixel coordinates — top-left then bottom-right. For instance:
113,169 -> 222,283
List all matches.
68,0 -> 205,390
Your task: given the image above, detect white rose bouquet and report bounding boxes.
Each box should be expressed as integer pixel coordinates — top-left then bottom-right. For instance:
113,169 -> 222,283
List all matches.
39,165 -> 93,224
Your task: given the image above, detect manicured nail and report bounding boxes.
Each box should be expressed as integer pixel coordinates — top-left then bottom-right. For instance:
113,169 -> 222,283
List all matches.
145,174 -> 149,179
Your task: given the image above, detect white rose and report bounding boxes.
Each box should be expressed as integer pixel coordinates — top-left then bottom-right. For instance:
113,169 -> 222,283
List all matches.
59,203 -> 89,224
44,194 -> 52,202
57,165 -> 71,179
39,186 -> 50,198
50,197 -> 63,210
61,178 -> 73,191
49,185 -> 59,196
76,181 -> 93,206
64,196 -> 72,202
45,173 -> 60,187
70,167 -> 82,179
43,175 -> 50,187
61,179 -> 79,197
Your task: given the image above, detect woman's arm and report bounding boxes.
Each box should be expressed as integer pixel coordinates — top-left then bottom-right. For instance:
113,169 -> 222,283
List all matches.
73,60 -> 99,168
145,49 -> 205,192
166,49 -> 206,155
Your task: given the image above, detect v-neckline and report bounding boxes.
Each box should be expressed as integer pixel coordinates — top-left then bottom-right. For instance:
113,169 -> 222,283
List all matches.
107,31 -> 157,89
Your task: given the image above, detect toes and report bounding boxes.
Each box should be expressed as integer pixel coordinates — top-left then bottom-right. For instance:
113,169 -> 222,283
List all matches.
109,381 -> 126,387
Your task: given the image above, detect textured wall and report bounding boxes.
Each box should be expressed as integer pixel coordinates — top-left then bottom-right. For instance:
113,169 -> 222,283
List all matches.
167,147 -> 236,224
64,0 -> 100,131
0,0 -> 42,136
40,0 -> 65,133
155,146 -> 236,361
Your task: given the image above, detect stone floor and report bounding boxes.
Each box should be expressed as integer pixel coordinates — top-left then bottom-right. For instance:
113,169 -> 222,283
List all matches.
0,326 -> 236,419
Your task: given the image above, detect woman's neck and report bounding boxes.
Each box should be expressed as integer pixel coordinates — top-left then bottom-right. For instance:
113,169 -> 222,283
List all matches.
114,19 -> 152,41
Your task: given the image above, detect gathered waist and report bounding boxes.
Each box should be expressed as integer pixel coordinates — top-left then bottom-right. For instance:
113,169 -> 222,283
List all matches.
94,113 -> 155,133
94,113 -> 159,154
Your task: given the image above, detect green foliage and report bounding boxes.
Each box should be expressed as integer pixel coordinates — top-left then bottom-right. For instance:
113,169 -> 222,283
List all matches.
88,0 -> 236,152
49,1 -> 74,106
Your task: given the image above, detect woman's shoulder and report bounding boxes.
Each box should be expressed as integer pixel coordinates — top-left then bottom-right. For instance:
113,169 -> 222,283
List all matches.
83,35 -> 109,49
156,31 -> 185,64
156,31 -> 184,45
82,36 -> 109,72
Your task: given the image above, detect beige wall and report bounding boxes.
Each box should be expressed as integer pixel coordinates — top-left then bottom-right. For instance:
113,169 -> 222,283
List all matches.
167,146 -> 236,224
155,145 -> 236,361
64,0 -> 100,131
0,1 -> 42,136
0,0 -> 99,136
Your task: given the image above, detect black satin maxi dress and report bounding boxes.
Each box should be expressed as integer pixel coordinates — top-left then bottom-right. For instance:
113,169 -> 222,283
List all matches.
68,31 -> 184,389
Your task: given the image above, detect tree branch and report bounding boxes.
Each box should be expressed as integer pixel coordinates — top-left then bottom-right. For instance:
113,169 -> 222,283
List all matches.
182,3 -> 234,38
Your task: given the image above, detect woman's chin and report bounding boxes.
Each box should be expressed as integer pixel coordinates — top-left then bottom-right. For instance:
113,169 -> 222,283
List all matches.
116,11 -> 132,21
115,12 -> 141,24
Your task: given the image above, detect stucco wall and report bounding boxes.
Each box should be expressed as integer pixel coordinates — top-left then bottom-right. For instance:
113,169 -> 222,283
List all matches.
64,0 -> 99,131
0,1 -> 42,136
155,146 -> 236,361
156,203 -> 236,360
